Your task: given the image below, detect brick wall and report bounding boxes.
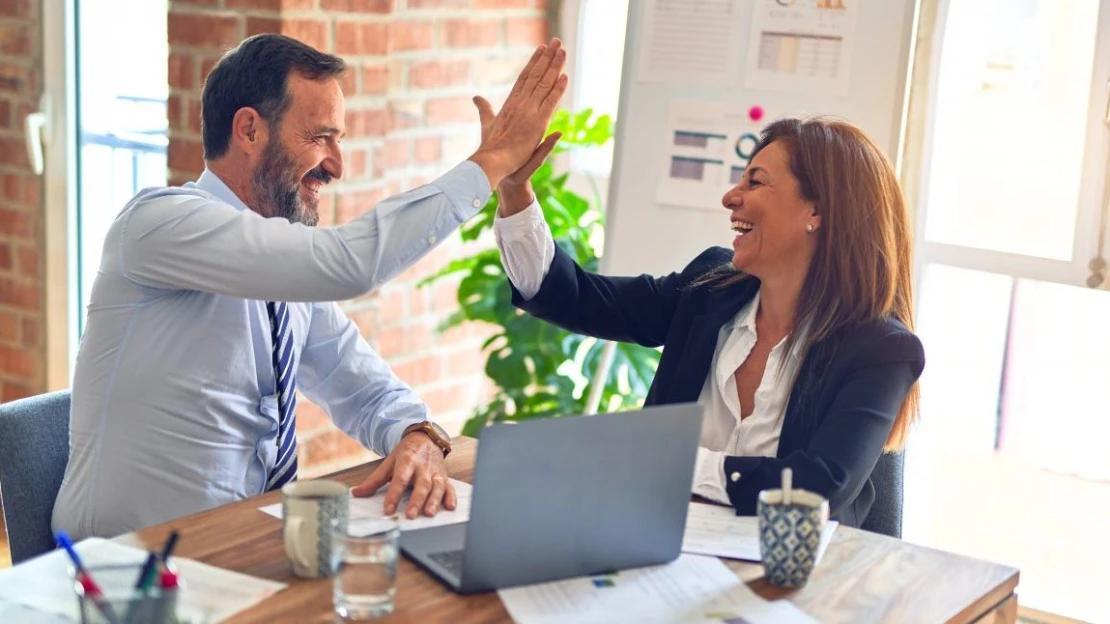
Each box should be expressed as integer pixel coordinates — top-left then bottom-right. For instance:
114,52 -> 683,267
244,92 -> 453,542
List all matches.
166,0 -> 548,477
0,0 -> 45,403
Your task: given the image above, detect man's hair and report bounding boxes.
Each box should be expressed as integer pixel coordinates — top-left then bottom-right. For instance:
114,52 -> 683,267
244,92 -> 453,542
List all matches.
201,34 -> 346,160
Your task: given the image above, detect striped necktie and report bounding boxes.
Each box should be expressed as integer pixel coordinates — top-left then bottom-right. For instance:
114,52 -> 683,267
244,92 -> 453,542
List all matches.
266,300 -> 298,491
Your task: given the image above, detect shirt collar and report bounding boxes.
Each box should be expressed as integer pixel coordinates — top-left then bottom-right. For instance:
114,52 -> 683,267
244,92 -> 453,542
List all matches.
194,168 -> 251,213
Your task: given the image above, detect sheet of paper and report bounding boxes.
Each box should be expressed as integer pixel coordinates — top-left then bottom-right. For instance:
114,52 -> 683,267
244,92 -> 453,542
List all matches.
682,501 -> 838,564
0,537 -> 285,622
743,0 -> 860,96
657,99 -> 768,210
498,553 -> 779,624
259,478 -> 473,536
636,0 -> 745,87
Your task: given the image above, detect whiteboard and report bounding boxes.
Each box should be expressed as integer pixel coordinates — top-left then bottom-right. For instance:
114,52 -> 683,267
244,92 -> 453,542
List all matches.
601,0 -> 920,277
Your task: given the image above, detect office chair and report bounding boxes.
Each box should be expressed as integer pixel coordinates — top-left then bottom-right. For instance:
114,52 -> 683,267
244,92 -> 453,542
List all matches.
0,390 -> 71,564
860,451 -> 904,538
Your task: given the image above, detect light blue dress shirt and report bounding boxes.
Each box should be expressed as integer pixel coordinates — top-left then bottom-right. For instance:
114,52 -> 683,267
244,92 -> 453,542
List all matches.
52,161 -> 491,540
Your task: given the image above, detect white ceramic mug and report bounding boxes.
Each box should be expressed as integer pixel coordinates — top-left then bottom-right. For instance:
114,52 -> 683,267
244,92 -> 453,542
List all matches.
281,480 -> 349,578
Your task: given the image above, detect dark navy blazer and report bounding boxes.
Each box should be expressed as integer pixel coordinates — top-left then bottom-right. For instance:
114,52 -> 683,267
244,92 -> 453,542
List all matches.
511,245 -> 925,528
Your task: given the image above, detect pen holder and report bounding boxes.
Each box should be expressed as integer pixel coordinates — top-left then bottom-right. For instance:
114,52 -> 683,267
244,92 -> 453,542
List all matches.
72,563 -> 181,624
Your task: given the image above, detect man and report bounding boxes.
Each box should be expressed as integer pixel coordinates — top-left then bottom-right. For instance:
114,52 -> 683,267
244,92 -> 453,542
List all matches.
53,33 -> 568,540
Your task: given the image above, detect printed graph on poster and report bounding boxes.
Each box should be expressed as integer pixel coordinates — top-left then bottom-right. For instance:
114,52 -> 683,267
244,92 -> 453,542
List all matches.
744,0 -> 859,96
656,100 -> 767,211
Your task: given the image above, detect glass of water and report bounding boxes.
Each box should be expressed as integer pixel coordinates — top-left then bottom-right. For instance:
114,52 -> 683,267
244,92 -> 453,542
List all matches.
332,519 -> 400,620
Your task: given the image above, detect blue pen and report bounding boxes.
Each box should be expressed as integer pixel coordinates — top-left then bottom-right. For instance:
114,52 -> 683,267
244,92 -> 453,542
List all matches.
56,532 -> 123,624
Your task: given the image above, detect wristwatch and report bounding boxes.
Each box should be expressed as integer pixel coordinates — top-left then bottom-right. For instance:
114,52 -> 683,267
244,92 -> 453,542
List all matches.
404,421 -> 452,457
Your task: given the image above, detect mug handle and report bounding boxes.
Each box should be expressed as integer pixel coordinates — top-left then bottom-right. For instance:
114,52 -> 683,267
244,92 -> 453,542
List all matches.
284,516 -> 312,570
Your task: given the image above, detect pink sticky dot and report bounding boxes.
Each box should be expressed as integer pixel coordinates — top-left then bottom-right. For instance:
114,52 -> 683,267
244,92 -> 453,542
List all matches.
749,106 -> 764,121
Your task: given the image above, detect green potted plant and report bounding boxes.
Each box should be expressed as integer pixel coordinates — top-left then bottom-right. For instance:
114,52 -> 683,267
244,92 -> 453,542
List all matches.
421,109 -> 661,436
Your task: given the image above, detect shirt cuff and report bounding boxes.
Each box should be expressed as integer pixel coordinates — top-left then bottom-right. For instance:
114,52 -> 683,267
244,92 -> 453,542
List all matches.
493,198 -> 546,236
692,447 -> 731,504
431,160 -> 493,222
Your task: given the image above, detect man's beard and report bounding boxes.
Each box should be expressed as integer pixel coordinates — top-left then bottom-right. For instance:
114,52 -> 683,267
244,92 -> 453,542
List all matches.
251,140 -> 329,226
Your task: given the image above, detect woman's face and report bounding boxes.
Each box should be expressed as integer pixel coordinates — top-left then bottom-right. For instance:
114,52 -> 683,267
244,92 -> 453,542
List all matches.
722,141 -> 820,279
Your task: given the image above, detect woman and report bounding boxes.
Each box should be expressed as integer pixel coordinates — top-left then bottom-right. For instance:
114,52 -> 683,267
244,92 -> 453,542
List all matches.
493,117 -> 924,528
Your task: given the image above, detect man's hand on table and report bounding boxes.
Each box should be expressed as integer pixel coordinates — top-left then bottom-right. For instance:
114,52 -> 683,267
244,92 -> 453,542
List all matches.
351,431 -> 457,519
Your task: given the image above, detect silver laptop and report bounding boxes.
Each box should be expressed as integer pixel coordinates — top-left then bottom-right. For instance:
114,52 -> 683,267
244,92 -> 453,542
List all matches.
400,402 -> 704,594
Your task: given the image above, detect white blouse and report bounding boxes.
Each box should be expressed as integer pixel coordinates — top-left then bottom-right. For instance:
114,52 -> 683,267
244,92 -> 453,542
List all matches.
494,201 -> 803,504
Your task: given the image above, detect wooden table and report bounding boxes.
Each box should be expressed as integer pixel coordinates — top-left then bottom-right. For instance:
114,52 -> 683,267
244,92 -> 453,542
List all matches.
115,438 -> 1020,623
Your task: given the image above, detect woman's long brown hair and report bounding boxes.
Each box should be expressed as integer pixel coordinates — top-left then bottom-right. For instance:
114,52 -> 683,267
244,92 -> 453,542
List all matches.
708,117 -> 919,451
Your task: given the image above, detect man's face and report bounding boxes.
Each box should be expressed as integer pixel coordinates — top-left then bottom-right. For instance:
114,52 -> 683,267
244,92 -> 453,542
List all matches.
251,73 -> 346,226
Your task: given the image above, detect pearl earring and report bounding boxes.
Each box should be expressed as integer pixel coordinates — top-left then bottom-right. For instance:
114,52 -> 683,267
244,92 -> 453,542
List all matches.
805,224 -> 815,232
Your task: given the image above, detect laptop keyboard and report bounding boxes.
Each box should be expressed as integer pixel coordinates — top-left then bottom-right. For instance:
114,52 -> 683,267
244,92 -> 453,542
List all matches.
429,550 -> 465,577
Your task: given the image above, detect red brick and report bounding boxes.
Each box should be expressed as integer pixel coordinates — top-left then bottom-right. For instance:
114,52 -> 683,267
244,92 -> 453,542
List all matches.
335,21 -> 389,56
407,0 -> 467,7
315,193 -> 336,227
0,0 -> 30,19
442,19 -> 501,48
0,311 -> 17,342
168,139 -> 205,173
473,0 -> 531,7
0,208 -> 34,238
345,108 -> 389,137
0,23 -> 30,56
0,277 -> 39,311
320,0 -> 394,12
431,280 -> 459,312
168,52 -> 194,90
505,16 -> 546,45
0,343 -> 37,378
409,60 -> 469,89
447,349 -> 486,377
335,187 -> 388,223
392,354 -> 443,387
21,317 -> 37,347
225,0 -> 317,11
301,428 -> 368,467
338,67 -> 357,96
422,382 -> 481,416
410,288 -> 429,315
375,138 -> 411,172
361,66 -> 389,94
426,95 -> 475,126
472,57 -> 522,86
376,325 -> 403,358
0,63 -> 29,94
2,381 -> 35,402
0,99 -> 10,128
174,0 -> 221,5
295,398 -> 331,433
0,136 -> 27,169
1,173 -> 20,203
188,99 -> 203,134
199,56 -> 223,82
376,289 -> 406,324
345,147 -> 368,179
168,12 -> 242,50
15,245 -> 38,278
0,242 -> 13,270
388,20 -> 435,52
388,100 -> 422,131
21,174 -> 39,205
414,136 -> 441,164
282,19 -> 330,52
245,17 -> 282,37
166,94 -> 182,130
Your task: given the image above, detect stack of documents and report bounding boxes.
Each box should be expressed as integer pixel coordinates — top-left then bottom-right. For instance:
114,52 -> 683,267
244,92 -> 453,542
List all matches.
682,502 -> 839,563
498,553 -> 819,624
0,538 -> 285,622
259,478 -> 473,536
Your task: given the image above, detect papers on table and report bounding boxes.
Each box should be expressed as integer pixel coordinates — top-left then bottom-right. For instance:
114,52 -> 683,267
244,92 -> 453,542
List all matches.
0,538 -> 285,622
259,478 -> 473,536
682,502 -> 838,563
498,553 -> 819,624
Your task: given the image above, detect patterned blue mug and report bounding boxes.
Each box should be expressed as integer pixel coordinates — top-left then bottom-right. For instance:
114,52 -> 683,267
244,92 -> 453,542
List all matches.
757,488 -> 829,587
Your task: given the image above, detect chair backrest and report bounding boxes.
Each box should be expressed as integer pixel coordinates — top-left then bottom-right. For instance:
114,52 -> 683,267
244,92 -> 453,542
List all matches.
0,390 -> 71,564
860,450 -> 904,538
